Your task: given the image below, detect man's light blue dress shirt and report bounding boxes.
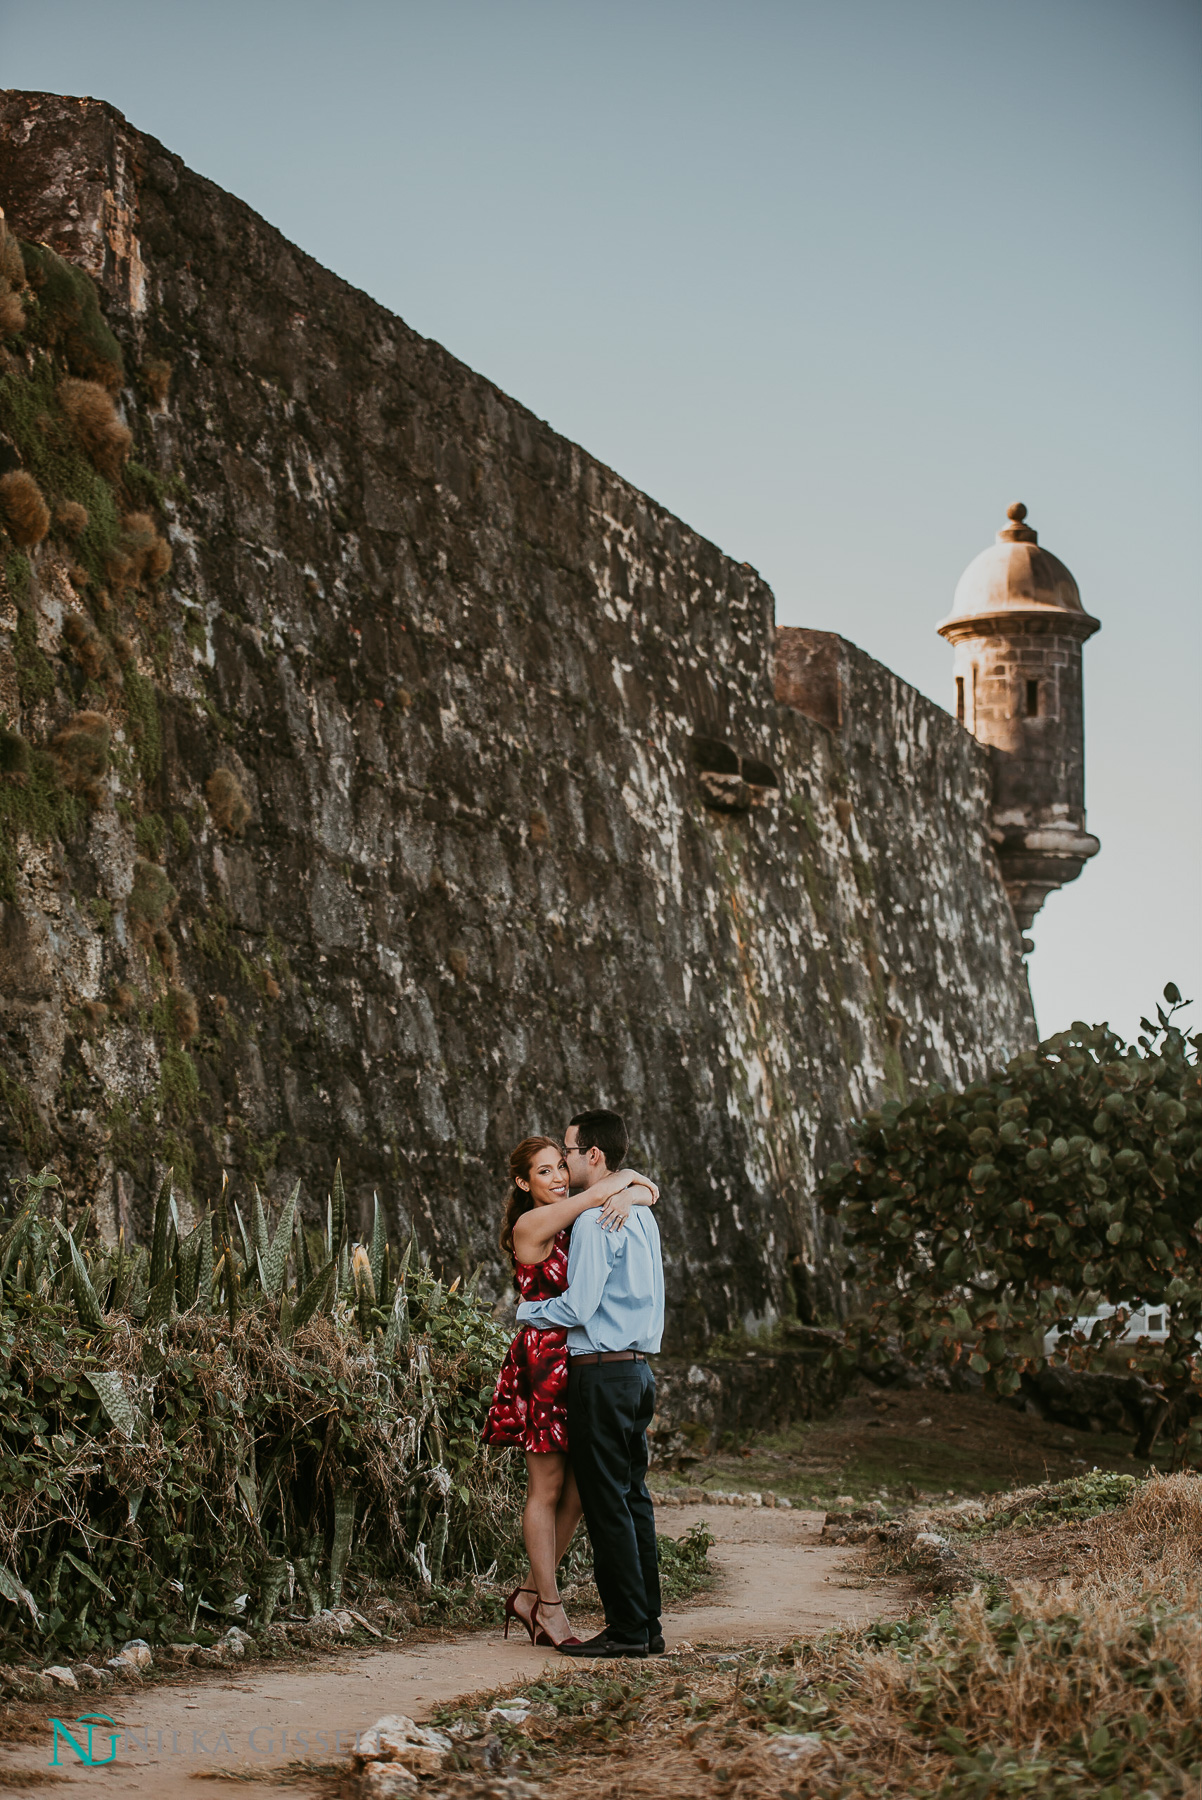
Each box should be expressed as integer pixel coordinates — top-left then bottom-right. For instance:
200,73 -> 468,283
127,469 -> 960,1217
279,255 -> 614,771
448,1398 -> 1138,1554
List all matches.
515,1206 -> 664,1354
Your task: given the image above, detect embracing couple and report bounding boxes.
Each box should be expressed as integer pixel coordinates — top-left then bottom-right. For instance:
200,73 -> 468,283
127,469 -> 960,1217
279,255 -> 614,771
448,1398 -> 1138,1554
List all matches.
482,1110 -> 665,1658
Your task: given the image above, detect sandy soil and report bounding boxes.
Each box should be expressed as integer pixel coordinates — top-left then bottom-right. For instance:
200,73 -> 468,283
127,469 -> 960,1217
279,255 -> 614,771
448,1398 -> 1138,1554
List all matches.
0,1504 -> 903,1797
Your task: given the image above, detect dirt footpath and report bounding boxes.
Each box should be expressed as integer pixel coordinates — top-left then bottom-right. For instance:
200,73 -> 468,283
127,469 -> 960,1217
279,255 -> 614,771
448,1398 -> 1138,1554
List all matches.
0,1506 -> 903,1797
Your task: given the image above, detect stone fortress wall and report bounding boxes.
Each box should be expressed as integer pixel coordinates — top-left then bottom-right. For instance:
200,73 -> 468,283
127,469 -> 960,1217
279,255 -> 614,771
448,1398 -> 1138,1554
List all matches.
0,92 -> 1036,1346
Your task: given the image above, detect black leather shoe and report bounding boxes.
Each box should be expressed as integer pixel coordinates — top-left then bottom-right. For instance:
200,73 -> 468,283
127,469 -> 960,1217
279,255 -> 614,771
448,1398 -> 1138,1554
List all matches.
647,1634 -> 666,1654
558,1629 -> 648,1659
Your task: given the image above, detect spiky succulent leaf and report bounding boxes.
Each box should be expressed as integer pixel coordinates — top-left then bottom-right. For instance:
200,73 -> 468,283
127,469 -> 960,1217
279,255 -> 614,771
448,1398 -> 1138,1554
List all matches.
68,1234 -> 106,1332
144,1263 -> 175,1334
382,1287 -> 410,1358
278,1288 -> 294,1347
176,1216 -> 207,1311
225,1247 -> 240,1327
291,1260 -> 335,1331
331,1160 -> 346,1256
62,1549 -> 113,1600
251,1185 -> 269,1264
329,1486 -> 355,1603
260,1182 -> 299,1298
256,1557 -> 290,1627
234,1438 -> 259,1521
125,1245 -> 149,1316
428,1508 -> 448,1586
197,1215 -> 214,1309
84,1369 -> 137,1438
0,1559 -> 41,1624
216,1171 -> 232,1266
369,1194 -> 385,1295
148,1170 -> 174,1287
296,1207 -> 314,1290
233,1201 -> 254,1274
0,1207 -> 34,1281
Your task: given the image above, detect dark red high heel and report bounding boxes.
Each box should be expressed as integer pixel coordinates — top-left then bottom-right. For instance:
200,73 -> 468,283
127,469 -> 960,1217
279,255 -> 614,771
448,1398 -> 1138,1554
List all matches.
532,1595 -> 582,1650
503,1586 -> 539,1643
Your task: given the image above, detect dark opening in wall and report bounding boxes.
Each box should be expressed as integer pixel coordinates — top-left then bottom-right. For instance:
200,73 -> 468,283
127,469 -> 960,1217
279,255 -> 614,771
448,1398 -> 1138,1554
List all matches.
689,737 -> 740,776
956,676 -> 965,723
689,738 -> 780,813
1025,679 -> 1039,718
741,757 -> 780,791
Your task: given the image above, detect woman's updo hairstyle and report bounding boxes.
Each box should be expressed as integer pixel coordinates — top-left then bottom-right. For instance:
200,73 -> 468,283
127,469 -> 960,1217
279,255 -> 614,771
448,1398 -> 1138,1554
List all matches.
500,1135 -> 562,1262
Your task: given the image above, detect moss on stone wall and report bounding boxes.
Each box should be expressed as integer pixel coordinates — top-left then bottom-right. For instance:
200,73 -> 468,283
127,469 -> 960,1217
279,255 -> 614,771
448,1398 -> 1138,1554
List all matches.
12,605 -> 53,705
121,668 -> 162,783
0,360 -> 122,582
0,745 -> 84,901
20,240 -> 125,389
0,1067 -> 50,1164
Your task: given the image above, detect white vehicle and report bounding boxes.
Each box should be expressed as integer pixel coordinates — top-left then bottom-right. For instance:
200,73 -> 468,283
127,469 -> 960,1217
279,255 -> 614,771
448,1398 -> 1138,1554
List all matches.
1043,1302 -> 1170,1356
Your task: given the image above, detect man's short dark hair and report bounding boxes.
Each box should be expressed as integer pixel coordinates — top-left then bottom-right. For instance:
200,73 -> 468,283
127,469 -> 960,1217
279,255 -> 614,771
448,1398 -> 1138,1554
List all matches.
569,1109 -> 628,1172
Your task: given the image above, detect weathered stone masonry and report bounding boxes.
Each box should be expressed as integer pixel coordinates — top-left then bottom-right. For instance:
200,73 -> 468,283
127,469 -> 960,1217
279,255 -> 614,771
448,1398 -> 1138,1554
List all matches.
0,92 -> 1036,1345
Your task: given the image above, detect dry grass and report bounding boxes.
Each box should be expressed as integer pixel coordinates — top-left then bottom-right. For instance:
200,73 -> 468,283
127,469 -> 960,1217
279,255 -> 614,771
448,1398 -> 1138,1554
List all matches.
56,377 -> 131,479
415,1473 -> 1202,1800
0,469 -> 50,548
207,766 -> 251,834
167,984 -> 200,1043
62,609 -> 116,684
142,356 -> 172,406
0,210 -> 25,289
0,212 -> 26,342
53,498 -> 89,539
50,710 -> 110,805
119,509 -> 172,583
0,286 -> 26,339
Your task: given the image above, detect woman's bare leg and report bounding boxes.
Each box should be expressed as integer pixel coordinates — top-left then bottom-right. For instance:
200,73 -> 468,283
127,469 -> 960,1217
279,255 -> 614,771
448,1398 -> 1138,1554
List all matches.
554,1461 -> 584,1563
516,1452 -> 579,1643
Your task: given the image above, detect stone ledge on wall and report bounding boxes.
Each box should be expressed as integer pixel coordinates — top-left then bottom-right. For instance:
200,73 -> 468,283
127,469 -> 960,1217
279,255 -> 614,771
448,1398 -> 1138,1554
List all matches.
649,1344 -> 851,1465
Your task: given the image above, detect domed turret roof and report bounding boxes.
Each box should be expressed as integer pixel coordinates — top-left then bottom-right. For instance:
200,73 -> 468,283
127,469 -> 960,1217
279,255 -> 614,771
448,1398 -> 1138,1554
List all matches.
937,504 -> 1098,637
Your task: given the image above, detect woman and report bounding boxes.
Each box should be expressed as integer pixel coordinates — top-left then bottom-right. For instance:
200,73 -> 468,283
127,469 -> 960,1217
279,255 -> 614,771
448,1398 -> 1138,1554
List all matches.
483,1135 -> 657,1649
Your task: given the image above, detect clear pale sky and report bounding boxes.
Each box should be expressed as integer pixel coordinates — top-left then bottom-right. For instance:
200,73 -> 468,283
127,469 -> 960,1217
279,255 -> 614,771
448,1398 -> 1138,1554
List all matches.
5,0 -> 1199,1045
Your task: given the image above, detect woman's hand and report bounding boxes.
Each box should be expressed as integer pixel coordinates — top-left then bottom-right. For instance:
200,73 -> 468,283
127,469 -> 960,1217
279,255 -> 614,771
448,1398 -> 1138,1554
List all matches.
616,1168 -> 659,1202
598,1190 -> 635,1231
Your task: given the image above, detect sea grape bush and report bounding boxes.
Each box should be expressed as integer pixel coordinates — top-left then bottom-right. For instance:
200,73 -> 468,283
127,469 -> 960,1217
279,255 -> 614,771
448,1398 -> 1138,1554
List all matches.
820,989 -> 1202,1454
0,1163 -> 521,1656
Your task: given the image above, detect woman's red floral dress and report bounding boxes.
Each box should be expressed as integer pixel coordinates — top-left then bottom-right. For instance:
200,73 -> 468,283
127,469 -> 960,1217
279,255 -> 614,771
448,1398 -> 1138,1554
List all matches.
483,1230 -> 571,1454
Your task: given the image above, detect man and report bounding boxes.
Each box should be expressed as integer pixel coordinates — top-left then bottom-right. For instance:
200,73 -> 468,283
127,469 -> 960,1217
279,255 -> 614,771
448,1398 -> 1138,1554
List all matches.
515,1108 -> 665,1658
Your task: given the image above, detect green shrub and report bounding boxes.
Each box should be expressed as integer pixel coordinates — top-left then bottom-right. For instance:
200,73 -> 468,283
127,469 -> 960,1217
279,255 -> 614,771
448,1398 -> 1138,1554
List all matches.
821,990 -> 1202,1456
0,1167 -> 521,1657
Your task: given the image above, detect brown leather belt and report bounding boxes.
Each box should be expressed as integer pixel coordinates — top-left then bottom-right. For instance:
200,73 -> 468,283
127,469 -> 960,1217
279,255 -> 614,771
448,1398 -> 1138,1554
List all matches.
571,1350 -> 647,1365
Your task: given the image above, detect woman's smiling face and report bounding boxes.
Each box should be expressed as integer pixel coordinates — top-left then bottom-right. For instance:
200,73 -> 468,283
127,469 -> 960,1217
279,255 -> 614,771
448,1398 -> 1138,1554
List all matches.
522,1144 -> 569,1207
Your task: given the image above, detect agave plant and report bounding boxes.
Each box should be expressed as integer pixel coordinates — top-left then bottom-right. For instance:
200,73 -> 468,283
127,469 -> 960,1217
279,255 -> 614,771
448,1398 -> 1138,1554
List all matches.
0,1160 -> 517,1659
